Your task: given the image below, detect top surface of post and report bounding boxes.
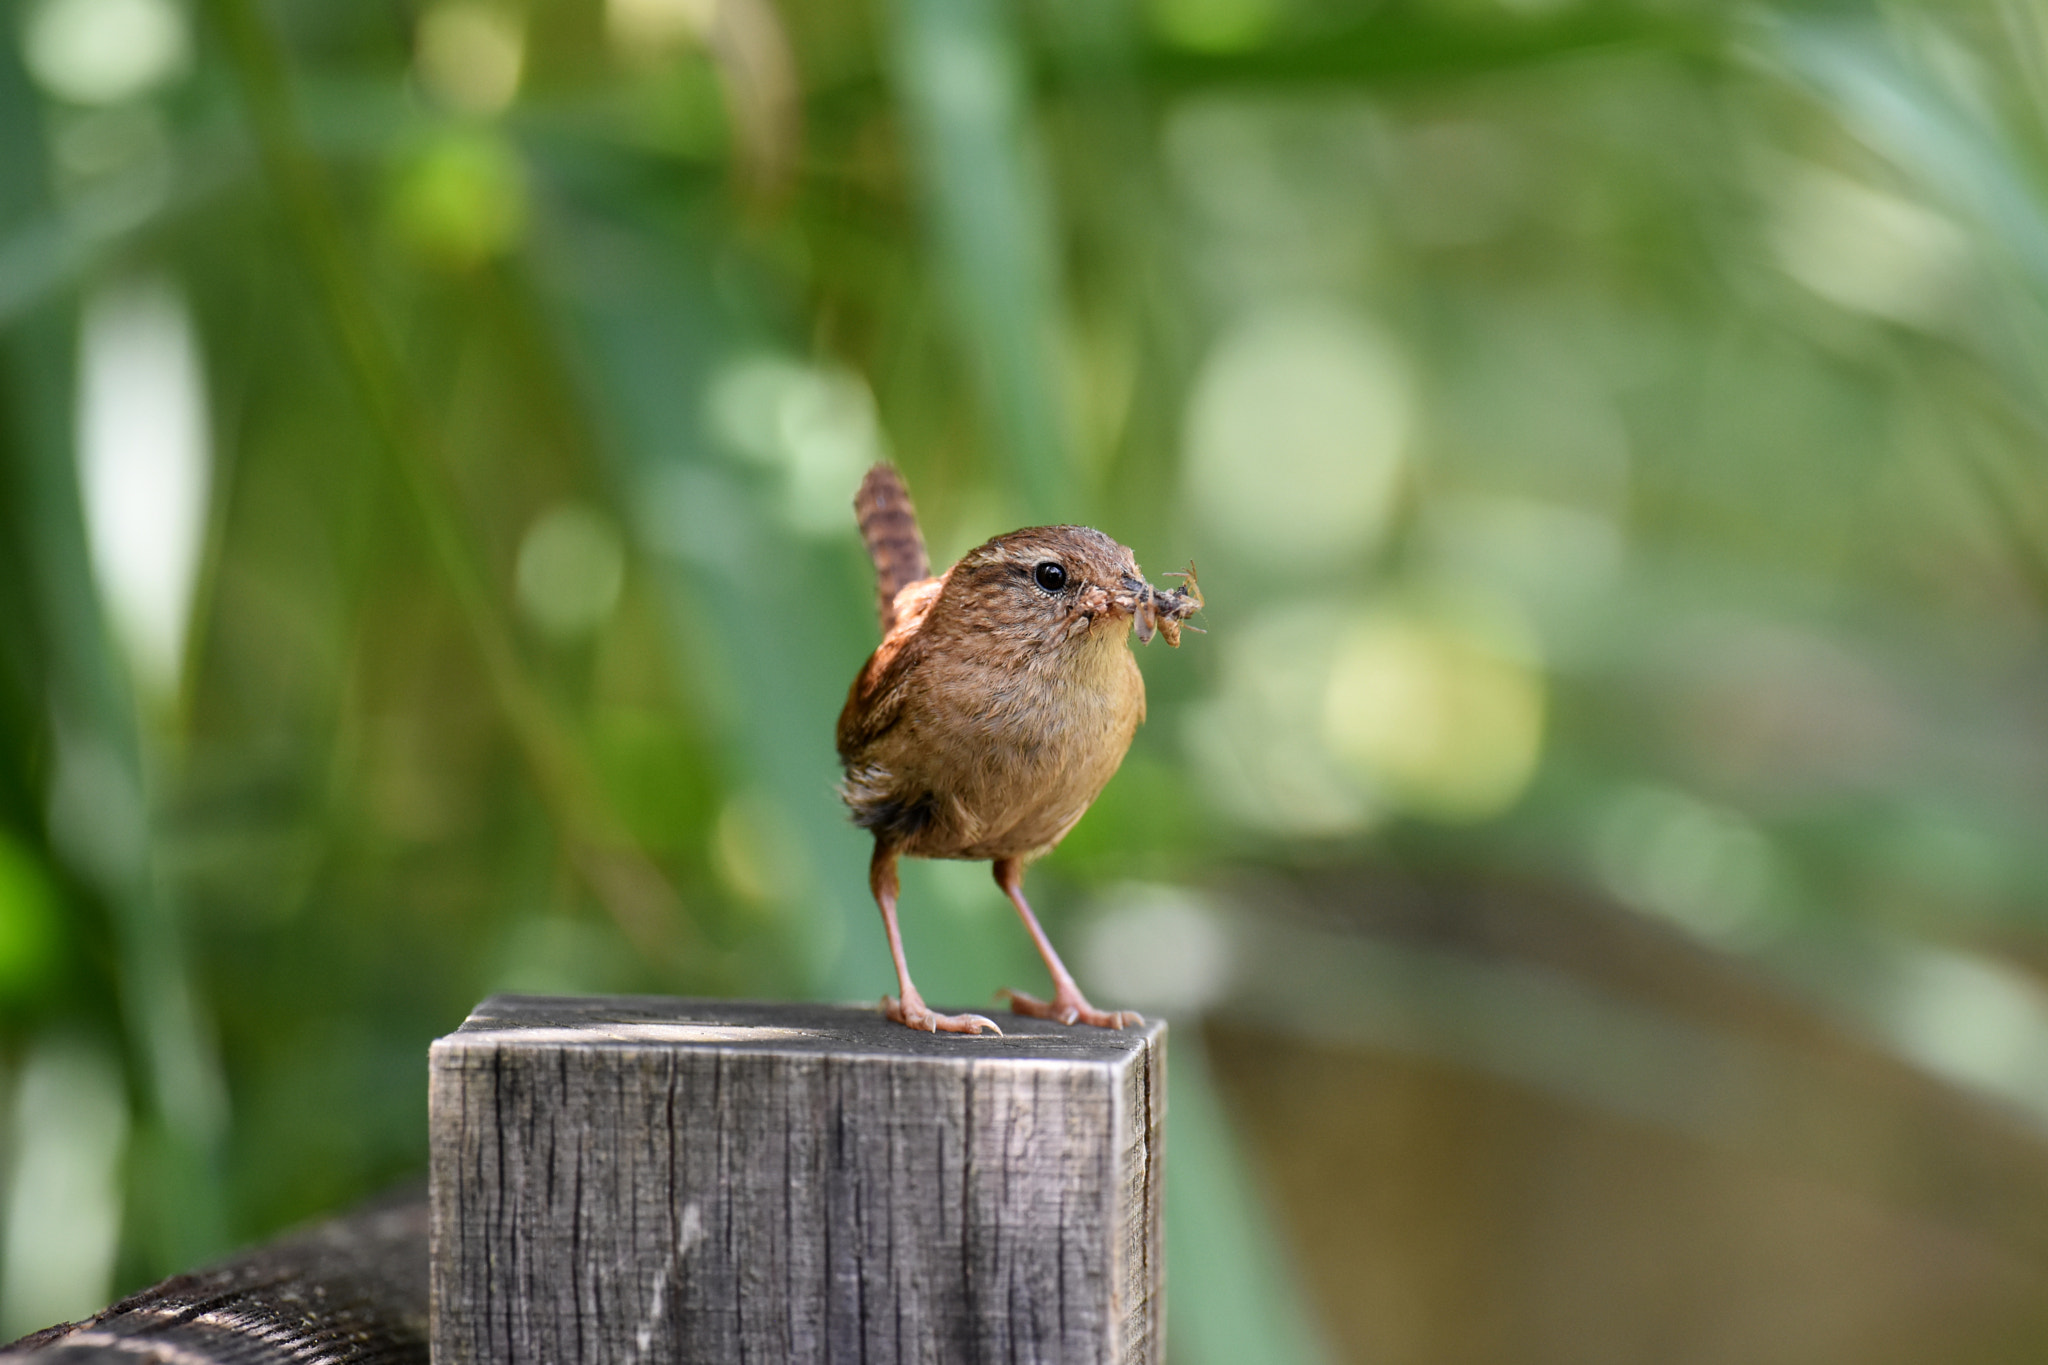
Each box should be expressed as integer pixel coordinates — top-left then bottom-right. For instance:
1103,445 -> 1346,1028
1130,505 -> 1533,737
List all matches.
437,993 -> 1165,1064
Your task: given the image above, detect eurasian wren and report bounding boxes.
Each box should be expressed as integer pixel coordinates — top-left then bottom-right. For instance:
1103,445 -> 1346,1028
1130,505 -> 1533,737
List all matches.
837,464 -> 1202,1034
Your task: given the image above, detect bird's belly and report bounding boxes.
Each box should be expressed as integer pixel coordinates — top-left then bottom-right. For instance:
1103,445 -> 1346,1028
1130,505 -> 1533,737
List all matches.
903,651 -> 1141,860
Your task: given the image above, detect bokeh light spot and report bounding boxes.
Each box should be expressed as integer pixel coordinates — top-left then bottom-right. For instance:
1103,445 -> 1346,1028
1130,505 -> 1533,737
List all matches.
389,128 -> 528,267
1881,948 -> 2048,1109
1323,595 -> 1545,822
1184,302 -> 1411,573
1147,0 -> 1277,53
606,0 -> 715,63
0,1036 -> 128,1338
22,0 -> 189,107
1593,785 -> 1778,945
706,354 -> 887,535
76,274 -> 211,698
1185,600 -> 1376,838
515,503 -> 627,642
415,1 -> 526,116
1768,162 -> 1967,329
1081,884 -> 1234,1015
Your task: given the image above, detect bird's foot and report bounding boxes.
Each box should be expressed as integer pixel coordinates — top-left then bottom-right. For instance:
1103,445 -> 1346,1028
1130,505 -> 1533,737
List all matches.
883,994 -> 1003,1035
999,987 -> 1142,1030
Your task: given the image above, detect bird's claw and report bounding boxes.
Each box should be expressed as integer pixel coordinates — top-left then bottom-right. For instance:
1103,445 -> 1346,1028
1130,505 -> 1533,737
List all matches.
883,994 -> 1003,1035
999,987 -> 1142,1030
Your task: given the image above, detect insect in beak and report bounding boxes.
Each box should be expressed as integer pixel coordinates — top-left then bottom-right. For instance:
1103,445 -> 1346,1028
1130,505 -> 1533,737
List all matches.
1127,562 -> 1202,646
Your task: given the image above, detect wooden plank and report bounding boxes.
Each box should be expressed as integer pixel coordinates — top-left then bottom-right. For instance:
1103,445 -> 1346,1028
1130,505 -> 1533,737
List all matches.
430,995 -> 1166,1365
0,1190 -> 429,1365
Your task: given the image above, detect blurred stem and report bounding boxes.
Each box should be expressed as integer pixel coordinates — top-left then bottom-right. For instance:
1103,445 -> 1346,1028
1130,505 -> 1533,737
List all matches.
522,202 -> 881,1000
205,0 -> 695,969
0,40 -> 228,1271
1769,11 -> 2048,613
887,0 -> 1074,522
8,319 -> 230,1273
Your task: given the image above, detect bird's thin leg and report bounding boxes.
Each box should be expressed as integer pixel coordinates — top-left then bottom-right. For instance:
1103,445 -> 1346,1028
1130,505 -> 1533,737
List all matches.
872,844 -> 1000,1035
993,858 -> 1141,1030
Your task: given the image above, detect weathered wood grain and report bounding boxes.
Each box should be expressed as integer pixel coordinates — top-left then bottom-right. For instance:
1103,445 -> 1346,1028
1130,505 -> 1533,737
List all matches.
0,1190 -> 429,1365
430,996 -> 1166,1365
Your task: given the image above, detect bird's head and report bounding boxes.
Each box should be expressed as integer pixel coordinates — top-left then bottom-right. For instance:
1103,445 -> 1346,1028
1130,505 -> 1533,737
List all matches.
946,525 -> 1199,653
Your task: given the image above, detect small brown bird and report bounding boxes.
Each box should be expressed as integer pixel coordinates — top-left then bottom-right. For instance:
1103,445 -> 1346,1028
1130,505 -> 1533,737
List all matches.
837,464 -> 1202,1034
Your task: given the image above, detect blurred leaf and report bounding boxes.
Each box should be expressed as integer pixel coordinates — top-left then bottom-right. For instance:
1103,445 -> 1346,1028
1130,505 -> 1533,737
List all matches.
0,829 -> 60,1004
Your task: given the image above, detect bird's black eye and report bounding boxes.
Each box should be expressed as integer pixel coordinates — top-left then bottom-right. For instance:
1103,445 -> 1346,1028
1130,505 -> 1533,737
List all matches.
1033,561 -> 1068,593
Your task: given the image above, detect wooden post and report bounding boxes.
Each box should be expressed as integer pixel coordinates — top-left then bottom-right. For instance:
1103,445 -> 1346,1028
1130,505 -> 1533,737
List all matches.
0,1190 -> 429,1364
429,995 -> 1166,1365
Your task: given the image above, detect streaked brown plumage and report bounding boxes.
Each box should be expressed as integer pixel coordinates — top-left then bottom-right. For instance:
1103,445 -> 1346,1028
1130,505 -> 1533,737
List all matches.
837,464 -> 1202,1034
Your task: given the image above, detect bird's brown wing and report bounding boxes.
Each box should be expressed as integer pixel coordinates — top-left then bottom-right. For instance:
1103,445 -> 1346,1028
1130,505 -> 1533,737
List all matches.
854,463 -> 931,634
835,575 -> 942,758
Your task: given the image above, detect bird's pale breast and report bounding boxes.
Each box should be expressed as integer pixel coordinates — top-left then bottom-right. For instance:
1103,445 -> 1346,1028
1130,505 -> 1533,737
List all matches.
869,625 -> 1143,862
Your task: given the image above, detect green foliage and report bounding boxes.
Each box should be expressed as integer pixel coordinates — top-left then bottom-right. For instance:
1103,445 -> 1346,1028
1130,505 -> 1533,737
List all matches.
4,0 -> 2048,1355
0,831 -> 60,1006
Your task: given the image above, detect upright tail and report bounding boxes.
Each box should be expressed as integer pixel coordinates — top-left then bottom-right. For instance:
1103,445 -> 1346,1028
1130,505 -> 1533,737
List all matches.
854,463 -> 931,634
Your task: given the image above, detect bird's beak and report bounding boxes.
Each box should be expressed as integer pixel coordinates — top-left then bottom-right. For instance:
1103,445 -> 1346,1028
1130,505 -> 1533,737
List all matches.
1108,573 -> 1153,625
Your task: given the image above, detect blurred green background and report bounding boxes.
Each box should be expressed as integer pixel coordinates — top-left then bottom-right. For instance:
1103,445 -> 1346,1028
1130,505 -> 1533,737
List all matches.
6,0 -> 2048,1358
